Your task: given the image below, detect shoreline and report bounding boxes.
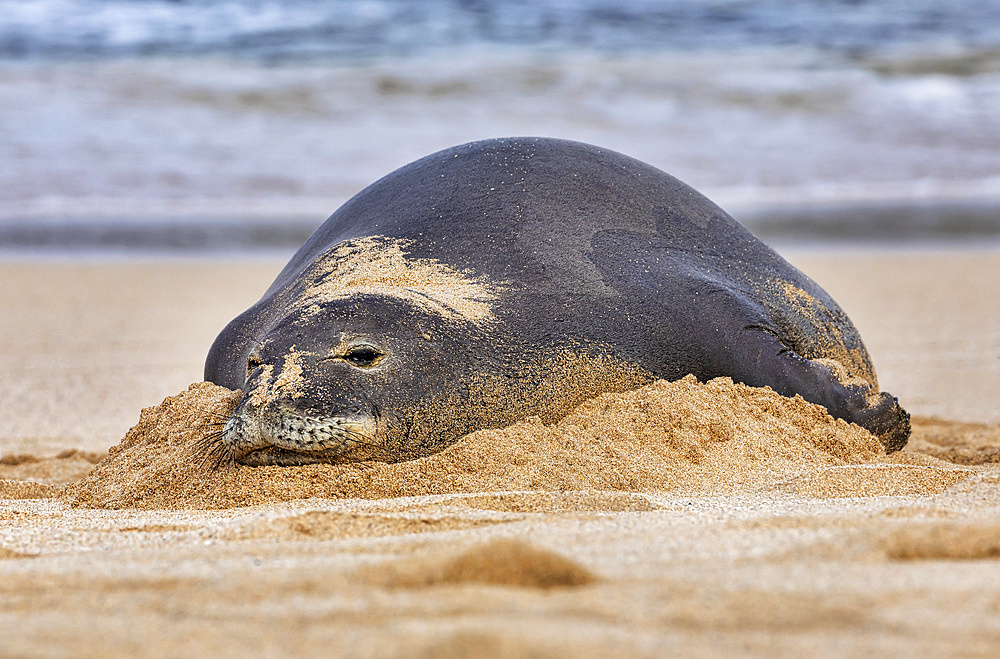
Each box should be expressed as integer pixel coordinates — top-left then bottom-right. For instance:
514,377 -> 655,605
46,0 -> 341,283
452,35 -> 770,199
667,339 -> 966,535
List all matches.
1,198 -> 998,249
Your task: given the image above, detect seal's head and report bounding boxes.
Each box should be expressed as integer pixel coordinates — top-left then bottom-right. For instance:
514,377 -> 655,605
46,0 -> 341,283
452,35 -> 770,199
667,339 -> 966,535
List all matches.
220,293 -> 488,466
205,235 -> 653,467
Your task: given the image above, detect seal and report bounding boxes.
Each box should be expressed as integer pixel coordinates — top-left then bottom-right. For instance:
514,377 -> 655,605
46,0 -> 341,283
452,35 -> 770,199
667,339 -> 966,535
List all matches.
204,137 -> 910,466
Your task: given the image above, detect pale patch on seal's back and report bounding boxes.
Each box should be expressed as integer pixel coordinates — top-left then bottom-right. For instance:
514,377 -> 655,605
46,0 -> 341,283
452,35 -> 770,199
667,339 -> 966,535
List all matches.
777,281 -> 877,389
298,236 -> 499,325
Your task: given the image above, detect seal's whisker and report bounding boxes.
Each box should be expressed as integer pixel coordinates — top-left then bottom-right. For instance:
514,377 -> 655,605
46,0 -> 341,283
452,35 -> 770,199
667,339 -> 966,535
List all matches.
209,441 -> 236,470
204,442 -> 235,471
194,428 -> 225,445
192,428 -> 235,471
192,432 -> 223,459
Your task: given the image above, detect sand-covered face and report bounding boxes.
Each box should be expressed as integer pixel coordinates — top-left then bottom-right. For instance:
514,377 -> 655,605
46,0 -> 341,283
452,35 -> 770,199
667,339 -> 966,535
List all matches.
219,294 -> 488,466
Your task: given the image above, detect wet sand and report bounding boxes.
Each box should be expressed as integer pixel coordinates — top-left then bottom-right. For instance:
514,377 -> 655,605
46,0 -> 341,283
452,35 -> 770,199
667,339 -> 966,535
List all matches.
2,248 -> 1000,656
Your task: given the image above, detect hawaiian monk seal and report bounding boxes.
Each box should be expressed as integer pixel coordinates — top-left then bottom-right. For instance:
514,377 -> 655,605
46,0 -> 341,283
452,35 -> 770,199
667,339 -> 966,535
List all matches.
204,137 -> 910,466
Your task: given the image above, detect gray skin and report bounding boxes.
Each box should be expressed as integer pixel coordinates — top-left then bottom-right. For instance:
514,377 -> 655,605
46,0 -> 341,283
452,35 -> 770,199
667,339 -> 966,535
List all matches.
205,137 -> 910,466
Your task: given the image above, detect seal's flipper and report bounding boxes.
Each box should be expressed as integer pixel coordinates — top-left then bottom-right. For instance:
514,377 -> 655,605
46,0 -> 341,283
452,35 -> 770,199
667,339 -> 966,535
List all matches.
714,322 -> 910,451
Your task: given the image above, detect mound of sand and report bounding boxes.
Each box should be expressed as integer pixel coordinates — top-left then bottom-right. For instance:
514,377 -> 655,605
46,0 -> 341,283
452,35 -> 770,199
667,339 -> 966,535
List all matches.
64,375 -> 921,510
363,537 -> 597,589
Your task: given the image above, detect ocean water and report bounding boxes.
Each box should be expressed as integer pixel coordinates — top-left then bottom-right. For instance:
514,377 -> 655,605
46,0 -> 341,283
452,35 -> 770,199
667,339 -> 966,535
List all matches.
2,0 -> 1000,251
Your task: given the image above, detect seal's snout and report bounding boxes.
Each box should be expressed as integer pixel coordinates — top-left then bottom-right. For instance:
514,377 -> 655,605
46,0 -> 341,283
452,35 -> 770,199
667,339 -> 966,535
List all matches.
220,387 -> 382,466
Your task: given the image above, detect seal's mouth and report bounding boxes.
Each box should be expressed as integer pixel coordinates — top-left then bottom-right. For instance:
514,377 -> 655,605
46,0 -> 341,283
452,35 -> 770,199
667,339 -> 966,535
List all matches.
221,408 -> 382,466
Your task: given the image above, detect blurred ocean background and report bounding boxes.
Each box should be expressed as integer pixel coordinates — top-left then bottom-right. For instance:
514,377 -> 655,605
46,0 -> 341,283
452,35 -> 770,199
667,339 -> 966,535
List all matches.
2,0 -> 1000,253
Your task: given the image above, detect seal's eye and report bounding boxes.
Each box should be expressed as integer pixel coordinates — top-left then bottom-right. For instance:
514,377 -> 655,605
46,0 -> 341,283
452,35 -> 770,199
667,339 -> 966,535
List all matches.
343,345 -> 383,368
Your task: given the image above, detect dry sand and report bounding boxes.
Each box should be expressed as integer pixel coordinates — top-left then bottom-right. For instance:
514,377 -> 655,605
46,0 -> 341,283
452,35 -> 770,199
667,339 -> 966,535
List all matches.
2,248 -> 1000,656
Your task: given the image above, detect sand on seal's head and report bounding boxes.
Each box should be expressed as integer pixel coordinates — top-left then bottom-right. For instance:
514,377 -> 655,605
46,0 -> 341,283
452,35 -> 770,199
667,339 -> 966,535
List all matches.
59,373 -> 967,511
298,236 -> 500,325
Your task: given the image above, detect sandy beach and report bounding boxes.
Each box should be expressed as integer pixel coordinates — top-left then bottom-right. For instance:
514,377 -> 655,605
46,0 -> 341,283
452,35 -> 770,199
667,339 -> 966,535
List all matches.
4,3 -> 1000,656
2,247 -> 1000,656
